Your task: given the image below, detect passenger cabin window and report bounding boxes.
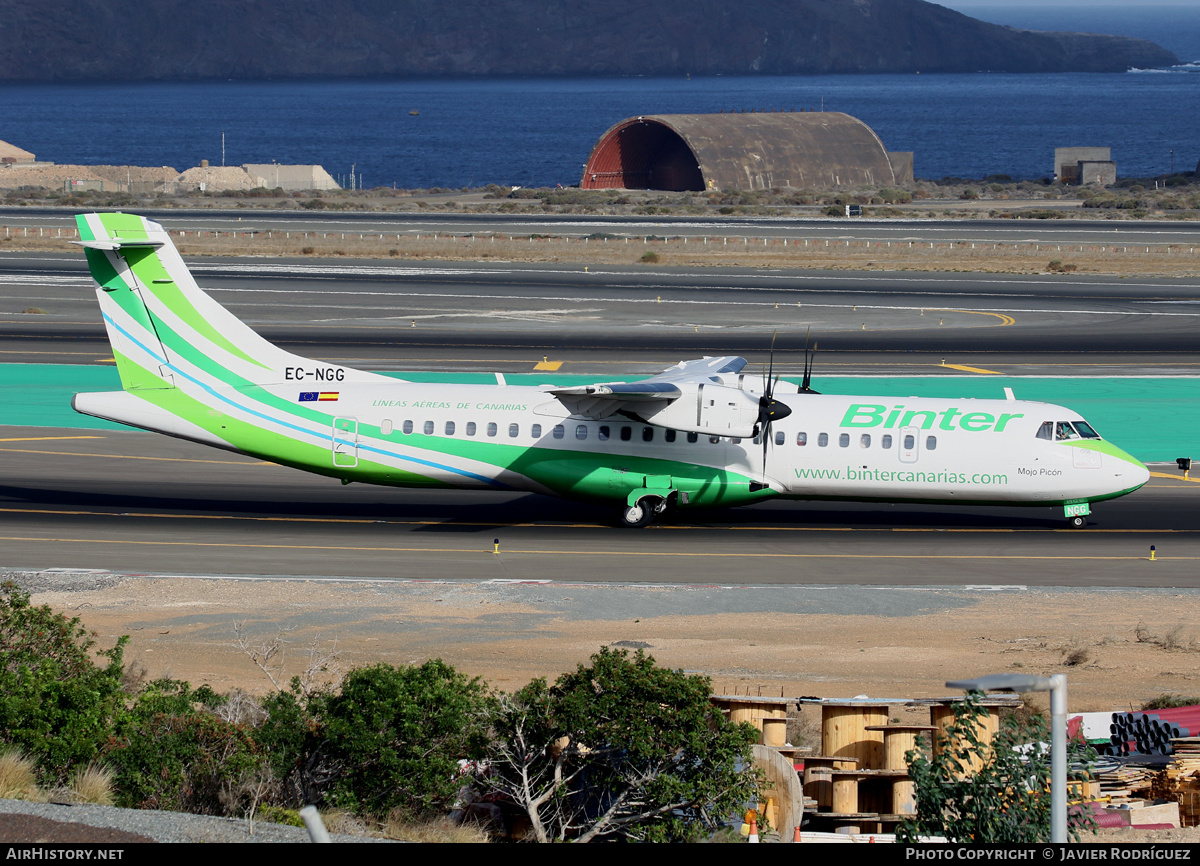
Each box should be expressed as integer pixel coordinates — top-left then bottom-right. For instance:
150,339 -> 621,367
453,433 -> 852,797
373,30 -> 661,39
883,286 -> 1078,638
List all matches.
665,429 -> 676,443
1037,421 -> 1054,441
576,425 -> 587,440
818,433 -> 829,447
642,427 -> 653,442
686,432 -> 698,443
903,434 -> 915,450
445,421 -> 455,436
403,420 -> 413,435
926,435 -> 937,450
620,426 -> 632,442
598,426 -> 610,441
552,425 -> 565,439
487,422 -> 498,438
797,432 -> 808,446
860,434 -> 871,448
531,424 -> 542,438
709,436 -> 720,444
775,431 -> 785,446
381,419 -> 393,435
423,420 -> 434,435
881,434 -> 892,449
838,433 -> 850,448
466,422 -> 477,436
509,423 -> 519,438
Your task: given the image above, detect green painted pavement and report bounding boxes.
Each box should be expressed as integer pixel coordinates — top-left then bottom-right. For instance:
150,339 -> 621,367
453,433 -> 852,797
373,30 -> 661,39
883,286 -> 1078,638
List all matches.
1,364 -> 1190,462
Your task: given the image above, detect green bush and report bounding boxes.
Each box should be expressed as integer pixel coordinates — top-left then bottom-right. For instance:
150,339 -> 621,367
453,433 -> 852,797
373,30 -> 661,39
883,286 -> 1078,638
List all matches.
105,679 -> 266,814
319,660 -> 490,817
876,187 -> 913,204
897,691 -> 1095,843
0,582 -> 127,782
481,648 -> 759,842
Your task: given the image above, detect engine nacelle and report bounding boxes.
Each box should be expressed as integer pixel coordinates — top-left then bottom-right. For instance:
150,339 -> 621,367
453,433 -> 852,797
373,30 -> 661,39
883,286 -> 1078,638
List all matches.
711,373 -> 799,396
634,383 -> 762,438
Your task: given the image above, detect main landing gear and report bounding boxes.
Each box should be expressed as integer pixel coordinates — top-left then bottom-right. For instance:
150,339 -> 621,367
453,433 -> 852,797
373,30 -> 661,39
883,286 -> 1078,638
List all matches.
1068,515 -> 1088,529
621,495 -> 666,528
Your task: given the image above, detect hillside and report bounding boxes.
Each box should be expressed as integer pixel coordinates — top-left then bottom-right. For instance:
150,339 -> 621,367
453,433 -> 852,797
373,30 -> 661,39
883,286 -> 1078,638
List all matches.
0,0 -> 1178,81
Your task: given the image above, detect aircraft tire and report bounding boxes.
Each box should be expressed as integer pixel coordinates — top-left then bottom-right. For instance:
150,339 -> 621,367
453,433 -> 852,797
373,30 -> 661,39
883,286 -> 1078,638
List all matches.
1069,515 -> 1087,529
621,497 -> 660,528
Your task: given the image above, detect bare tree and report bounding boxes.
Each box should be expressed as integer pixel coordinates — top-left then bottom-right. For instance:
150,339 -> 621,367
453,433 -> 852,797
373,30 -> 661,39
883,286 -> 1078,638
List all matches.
476,651 -> 760,843
231,621 -> 340,695
473,693 -> 592,842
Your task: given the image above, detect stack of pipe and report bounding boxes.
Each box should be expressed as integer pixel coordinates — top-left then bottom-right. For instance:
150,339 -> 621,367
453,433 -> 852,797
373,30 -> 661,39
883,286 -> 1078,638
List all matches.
1109,707 -> 1200,756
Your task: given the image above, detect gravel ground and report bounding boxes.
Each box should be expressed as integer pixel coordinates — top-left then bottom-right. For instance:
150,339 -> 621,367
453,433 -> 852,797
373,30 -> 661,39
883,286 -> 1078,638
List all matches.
0,798 -> 385,843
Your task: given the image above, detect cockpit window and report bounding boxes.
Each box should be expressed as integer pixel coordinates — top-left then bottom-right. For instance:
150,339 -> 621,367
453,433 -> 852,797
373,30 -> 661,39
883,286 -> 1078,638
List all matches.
1072,421 -> 1101,439
1036,421 -> 1053,441
1055,422 -> 1076,441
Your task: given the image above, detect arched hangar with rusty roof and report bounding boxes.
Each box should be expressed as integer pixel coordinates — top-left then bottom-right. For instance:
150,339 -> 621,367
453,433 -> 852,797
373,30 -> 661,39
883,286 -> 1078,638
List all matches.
580,112 -> 911,192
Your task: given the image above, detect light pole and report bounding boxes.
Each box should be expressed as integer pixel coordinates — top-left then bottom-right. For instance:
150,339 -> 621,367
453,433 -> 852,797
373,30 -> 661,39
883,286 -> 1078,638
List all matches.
945,673 -> 1068,843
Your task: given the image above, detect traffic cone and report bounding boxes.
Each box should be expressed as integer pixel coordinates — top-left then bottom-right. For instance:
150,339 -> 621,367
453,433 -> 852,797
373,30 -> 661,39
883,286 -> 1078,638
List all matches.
793,826 -> 802,843
748,816 -> 759,843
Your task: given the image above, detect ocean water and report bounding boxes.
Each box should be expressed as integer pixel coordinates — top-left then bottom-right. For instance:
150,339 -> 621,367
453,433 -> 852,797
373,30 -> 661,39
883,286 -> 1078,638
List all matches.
0,7 -> 1196,189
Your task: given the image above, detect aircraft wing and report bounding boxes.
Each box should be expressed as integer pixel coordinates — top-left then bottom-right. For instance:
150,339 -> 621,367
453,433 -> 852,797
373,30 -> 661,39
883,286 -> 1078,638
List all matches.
548,356 -> 748,420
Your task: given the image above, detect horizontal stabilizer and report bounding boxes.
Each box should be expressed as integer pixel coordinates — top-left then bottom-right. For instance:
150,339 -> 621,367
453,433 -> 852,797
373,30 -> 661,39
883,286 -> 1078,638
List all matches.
72,238 -> 165,251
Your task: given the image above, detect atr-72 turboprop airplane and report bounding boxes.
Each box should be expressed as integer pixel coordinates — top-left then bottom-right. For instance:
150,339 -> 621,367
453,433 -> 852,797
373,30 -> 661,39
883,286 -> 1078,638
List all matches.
70,213 -> 1149,528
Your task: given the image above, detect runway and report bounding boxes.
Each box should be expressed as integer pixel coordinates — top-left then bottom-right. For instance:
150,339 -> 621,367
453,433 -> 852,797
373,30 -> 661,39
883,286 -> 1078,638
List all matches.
2,238 -> 1198,590
1,425 -> 1196,587
5,251 -> 1200,368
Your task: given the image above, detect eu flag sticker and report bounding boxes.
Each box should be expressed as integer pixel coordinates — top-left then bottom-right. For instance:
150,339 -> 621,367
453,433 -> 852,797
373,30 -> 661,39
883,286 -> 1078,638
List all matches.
299,392 -> 318,402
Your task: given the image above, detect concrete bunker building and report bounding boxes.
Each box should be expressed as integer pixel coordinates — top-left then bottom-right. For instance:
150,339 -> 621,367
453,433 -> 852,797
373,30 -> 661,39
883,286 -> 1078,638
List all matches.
1054,147 -> 1115,185
580,112 -> 912,192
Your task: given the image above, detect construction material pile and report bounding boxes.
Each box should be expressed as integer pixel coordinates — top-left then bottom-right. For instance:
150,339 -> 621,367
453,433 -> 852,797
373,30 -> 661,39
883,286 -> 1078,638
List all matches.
1110,707 -> 1200,757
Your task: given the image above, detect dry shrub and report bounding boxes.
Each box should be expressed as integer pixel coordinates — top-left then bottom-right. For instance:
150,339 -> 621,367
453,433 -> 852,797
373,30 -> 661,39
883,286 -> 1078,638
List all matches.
1134,623 -> 1197,652
320,808 -> 371,837
0,750 -> 40,800
1161,625 -> 1192,651
383,815 -> 490,843
70,764 -> 115,806
1064,645 -> 1090,667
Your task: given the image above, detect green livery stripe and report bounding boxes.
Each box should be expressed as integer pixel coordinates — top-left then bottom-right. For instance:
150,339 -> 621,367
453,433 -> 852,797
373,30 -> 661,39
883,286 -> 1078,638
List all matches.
140,386 -> 451,489
135,312 -> 336,428
75,214 -> 95,242
96,213 -> 148,240
110,348 -> 171,393
1063,438 -> 1146,469
120,247 -> 266,369
82,248 -> 129,291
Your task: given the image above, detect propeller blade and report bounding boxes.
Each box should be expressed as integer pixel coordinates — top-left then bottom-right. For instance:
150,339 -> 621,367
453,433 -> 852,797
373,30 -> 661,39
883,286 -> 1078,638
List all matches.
761,331 -> 781,481
766,330 -> 777,399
